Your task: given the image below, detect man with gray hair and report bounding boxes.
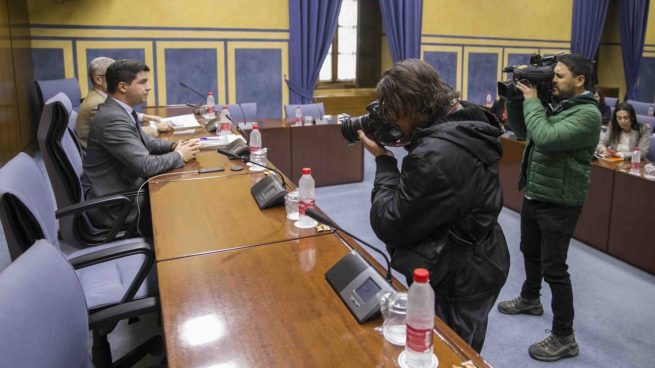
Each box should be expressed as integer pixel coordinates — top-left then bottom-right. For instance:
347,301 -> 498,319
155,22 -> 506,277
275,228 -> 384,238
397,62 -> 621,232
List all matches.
76,57 -> 169,149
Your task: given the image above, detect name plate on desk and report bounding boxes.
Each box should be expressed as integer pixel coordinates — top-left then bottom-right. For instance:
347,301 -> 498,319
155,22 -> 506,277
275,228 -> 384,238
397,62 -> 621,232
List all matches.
325,250 -> 394,323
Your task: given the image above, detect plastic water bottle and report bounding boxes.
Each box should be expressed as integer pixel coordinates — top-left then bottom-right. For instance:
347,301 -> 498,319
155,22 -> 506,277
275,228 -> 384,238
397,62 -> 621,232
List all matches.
295,106 -> 302,125
206,91 -> 215,117
404,268 -> 435,368
648,106 -> 654,117
218,105 -> 230,136
631,147 -> 641,174
296,168 -> 317,228
485,92 -> 493,107
248,123 -> 265,172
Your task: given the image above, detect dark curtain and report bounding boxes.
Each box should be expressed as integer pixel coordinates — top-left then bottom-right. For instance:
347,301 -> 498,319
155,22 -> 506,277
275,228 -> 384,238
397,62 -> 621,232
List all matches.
286,0 -> 343,104
619,0 -> 650,100
379,0 -> 423,63
570,0 -> 609,59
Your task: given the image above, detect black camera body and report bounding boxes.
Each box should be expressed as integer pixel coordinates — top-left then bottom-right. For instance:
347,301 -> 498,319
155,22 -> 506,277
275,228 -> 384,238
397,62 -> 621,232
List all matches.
498,54 -> 557,103
339,100 -> 405,146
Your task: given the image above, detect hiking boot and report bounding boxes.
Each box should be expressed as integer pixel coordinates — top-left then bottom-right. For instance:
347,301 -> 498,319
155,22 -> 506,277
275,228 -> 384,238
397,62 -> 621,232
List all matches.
497,296 -> 543,315
529,331 -> 579,362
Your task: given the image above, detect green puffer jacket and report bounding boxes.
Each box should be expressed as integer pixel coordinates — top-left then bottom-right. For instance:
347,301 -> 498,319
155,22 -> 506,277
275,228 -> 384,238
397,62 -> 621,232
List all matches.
507,92 -> 601,206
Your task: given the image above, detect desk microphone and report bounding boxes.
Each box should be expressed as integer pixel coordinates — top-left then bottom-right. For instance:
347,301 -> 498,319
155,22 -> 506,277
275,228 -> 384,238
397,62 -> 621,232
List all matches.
305,208 -> 392,282
215,148 -> 288,189
179,82 -> 206,101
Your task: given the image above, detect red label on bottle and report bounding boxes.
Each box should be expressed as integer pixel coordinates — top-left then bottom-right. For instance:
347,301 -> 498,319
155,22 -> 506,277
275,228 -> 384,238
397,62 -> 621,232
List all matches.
406,324 -> 433,352
299,199 -> 315,215
220,122 -> 230,131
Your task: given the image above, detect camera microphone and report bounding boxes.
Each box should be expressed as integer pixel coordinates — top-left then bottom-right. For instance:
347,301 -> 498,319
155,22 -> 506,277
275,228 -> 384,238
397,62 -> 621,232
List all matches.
305,208 -> 393,282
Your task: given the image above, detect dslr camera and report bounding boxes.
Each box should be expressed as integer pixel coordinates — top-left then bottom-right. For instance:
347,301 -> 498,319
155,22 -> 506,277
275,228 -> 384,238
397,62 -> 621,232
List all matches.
339,100 -> 404,146
497,54 -> 558,103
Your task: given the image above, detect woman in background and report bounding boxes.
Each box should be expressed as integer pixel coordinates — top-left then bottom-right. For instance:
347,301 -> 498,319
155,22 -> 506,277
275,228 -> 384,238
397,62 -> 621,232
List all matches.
596,102 -> 650,160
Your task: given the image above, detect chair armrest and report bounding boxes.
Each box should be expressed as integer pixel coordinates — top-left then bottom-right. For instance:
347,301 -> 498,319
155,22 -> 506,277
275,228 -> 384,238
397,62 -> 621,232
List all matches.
55,194 -> 133,243
89,296 -> 159,333
68,242 -> 155,305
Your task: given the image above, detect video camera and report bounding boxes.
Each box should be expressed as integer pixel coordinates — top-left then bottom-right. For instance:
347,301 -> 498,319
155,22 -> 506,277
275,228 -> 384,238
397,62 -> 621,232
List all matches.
497,54 -> 558,103
339,100 -> 405,146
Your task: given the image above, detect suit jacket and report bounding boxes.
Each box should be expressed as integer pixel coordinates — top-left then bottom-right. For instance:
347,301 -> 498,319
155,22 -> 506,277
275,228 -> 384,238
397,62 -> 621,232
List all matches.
597,123 -> 650,159
76,88 -> 106,150
82,97 -> 183,227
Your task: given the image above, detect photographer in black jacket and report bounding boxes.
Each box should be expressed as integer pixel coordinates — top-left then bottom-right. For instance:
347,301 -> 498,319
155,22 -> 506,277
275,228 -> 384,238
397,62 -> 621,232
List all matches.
358,59 -> 509,352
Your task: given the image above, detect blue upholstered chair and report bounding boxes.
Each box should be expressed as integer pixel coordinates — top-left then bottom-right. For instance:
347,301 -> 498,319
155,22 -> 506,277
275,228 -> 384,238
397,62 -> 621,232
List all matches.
34,77 -> 81,111
284,102 -> 325,121
625,99 -> 653,116
648,135 -> 655,162
0,240 -> 160,367
0,153 -> 160,366
226,102 -> 258,123
0,241 -> 93,367
604,96 -> 618,109
37,93 -> 138,247
636,114 -> 655,133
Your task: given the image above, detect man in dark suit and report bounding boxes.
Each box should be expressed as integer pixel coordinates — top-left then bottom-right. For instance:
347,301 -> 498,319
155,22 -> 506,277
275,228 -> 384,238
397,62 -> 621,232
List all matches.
82,59 -> 200,234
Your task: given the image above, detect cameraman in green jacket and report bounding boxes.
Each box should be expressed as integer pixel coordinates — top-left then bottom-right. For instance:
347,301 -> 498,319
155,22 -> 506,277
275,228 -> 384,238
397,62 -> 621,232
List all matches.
498,53 -> 600,362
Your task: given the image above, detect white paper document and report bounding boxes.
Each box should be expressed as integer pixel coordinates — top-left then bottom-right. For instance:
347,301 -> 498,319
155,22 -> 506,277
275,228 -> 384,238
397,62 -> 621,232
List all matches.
161,114 -> 201,130
199,134 -> 246,149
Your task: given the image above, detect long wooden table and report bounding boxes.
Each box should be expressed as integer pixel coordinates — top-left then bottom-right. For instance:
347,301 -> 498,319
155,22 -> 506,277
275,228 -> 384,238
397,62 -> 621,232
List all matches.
144,106 -> 364,187
149,124 -> 492,367
499,136 -> 655,274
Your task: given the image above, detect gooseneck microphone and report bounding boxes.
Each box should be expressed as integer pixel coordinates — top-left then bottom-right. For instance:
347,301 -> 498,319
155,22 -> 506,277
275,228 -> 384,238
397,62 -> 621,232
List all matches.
305,208 -> 393,282
215,148 -> 288,189
179,82 -> 206,101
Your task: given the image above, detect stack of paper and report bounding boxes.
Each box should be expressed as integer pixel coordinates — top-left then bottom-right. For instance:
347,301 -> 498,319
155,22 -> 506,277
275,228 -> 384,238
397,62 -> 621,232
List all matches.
161,114 -> 201,130
199,134 -> 246,149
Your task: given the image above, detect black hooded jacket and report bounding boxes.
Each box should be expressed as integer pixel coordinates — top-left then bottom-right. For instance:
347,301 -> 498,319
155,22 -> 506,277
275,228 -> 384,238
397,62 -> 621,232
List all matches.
370,102 -> 509,302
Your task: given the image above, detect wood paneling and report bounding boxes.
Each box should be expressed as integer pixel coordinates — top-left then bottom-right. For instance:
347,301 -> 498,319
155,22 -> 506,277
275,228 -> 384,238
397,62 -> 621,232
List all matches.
498,137 -> 524,212
313,88 -> 377,116
0,0 -> 33,165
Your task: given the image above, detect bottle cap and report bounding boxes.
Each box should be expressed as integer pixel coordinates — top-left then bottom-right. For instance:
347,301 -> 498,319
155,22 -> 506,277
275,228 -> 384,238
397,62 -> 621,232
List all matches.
635,147 -> 640,150
413,268 -> 429,283
223,105 -> 228,109
208,91 -> 213,95
252,123 -> 259,129
302,167 -> 312,175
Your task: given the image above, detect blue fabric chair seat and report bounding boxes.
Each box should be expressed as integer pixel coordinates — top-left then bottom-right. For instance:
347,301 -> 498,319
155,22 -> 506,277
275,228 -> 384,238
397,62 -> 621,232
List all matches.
35,78 -> 81,110
625,99 -> 653,116
284,103 -> 325,121
225,102 -> 258,123
636,114 -> 655,133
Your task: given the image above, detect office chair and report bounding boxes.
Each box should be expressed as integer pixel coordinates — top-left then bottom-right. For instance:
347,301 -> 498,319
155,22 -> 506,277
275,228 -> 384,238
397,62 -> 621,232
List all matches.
284,102 -> 325,120
34,77 -> 81,112
0,153 -> 160,367
625,99 -> 652,116
636,114 -> 655,133
0,240 -> 161,368
37,93 -> 137,247
648,136 -> 655,162
226,102 -> 258,123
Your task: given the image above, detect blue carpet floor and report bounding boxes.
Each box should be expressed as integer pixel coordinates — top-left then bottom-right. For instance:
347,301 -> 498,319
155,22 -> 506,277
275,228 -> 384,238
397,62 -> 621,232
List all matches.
1,150 -> 654,367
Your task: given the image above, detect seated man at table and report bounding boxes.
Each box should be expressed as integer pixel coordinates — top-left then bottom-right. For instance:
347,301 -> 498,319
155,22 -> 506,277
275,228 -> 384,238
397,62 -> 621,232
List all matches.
76,56 -> 171,150
82,59 -> 200,234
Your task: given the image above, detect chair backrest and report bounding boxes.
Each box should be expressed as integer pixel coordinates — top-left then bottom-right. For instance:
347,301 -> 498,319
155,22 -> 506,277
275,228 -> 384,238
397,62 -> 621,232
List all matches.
636,114 -> 655,133
625,99 -> 653,116
0,240 -> 91,368
239,102 -> 258,121
604,96 -> 618,109
649,135 -> 655,162
34,78 -> 81,110
37,93 -> 85,210
284,103 -> 325,120
0,153 -> 59,260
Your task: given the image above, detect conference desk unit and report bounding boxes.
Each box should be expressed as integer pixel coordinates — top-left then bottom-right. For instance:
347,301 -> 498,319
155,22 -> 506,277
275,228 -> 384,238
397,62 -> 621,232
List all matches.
150,146 -> 490,367
499,136 -> 655,275
145,106 -> 364,187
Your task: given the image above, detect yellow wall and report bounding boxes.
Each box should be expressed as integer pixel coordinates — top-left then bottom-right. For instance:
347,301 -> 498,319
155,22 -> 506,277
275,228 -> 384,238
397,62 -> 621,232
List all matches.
28,0 -> 288,29
423,0 -> 572,40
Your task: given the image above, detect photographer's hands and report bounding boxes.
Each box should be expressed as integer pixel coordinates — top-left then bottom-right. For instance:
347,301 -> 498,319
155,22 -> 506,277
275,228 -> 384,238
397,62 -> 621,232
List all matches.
358,130 -> 394,158
516,81 -> 539,100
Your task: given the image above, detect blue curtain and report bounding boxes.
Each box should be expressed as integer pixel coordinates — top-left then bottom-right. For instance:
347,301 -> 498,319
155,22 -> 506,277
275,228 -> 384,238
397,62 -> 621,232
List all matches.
379,0 -> 423,63
286,0 -> 343,104
619,0 -> 650,100
570,0 -> 609,59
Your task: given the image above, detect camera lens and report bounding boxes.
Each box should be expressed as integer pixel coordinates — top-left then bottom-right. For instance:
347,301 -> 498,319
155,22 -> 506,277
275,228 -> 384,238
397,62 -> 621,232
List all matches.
339,115 -> 369,143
